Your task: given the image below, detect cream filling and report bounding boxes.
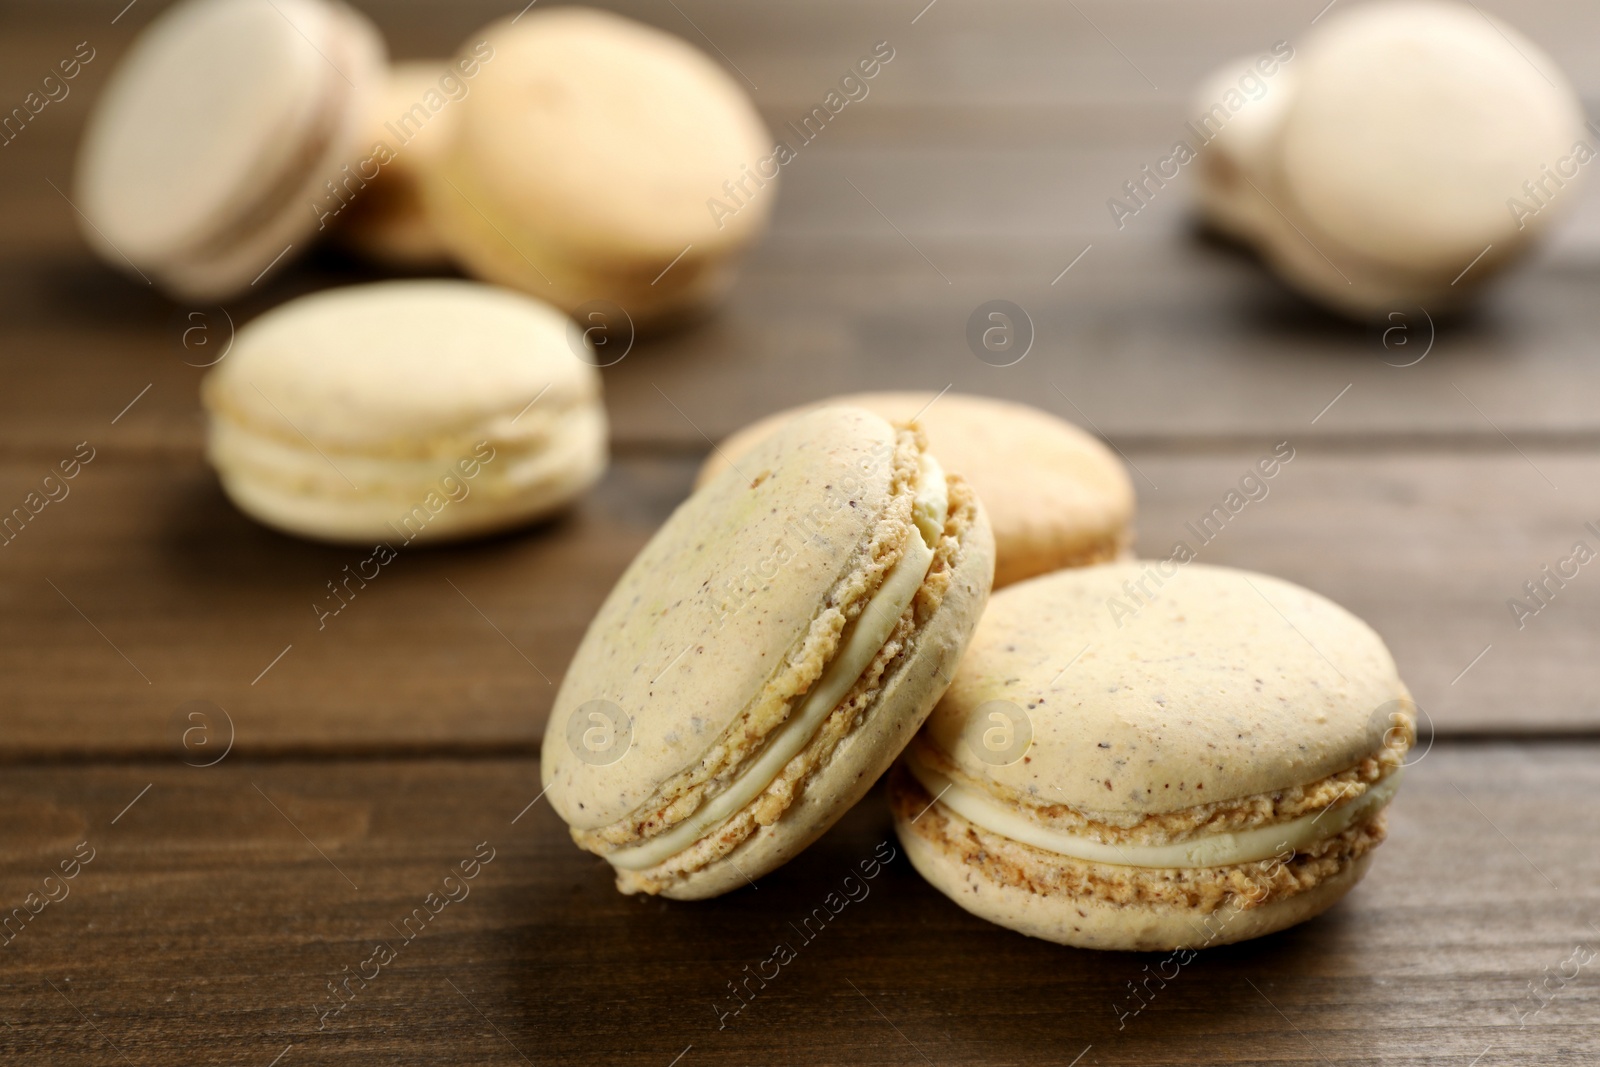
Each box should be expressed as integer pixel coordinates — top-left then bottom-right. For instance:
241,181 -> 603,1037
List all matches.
907,750 -> 1401,870
207,403 -> 603,500
608,455 -> 948,872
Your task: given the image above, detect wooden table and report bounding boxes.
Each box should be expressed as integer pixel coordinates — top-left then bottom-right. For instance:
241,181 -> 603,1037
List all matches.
3,1 -> 1597,1063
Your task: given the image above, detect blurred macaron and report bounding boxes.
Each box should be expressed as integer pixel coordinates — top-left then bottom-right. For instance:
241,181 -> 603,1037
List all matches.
422,8 -> 775,330
202,279 -> 607,544
328,59 -> 470,270
75,0 -> 385,299
1192,0 -> 1587,317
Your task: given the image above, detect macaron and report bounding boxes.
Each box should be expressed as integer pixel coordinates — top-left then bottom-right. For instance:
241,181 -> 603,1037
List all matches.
329,60 -> 466,269
201,280 -> 607,544
1193,0 -> 1587,317
75,0 -> 385,300
422,7 -> 775,329
541,406 -> 995,898
697,393 -> 1133,588
891,562 -> 1412,950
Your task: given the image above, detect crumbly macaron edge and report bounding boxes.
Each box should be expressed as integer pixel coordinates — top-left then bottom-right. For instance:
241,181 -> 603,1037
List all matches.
572,424 -> 926,853
910,726 -> 1409,847
609,473 -> 981,894
889,762 -> 1386,914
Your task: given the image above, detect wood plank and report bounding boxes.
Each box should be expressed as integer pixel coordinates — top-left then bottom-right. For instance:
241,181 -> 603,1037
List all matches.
0,453 -> 689,758
1134,448 -> 1600,736
1,449 -> 1596,758
8,232 -> 1600,455
3,3 -> 1600,451
0,743 -> 1594,1065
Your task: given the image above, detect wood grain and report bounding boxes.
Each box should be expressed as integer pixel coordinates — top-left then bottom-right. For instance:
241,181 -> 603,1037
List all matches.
1,448 -> 1598,759
2,1 -> 1598,1062
0,744 -> 1595,1066
4,4 -> 1600,453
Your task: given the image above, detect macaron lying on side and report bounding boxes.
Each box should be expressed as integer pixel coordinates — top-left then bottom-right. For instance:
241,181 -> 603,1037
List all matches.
541,407 -> 995,898
1192,0 -> 1587,318
202,280 -> 607,544
75,0 -> 386,299
698,392 -> 1134,588
892,562 -> 1412,950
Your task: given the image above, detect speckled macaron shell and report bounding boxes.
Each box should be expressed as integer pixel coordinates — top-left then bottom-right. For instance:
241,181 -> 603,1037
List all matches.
667,497 -> 994,898
201,279 -> 606,543
925,562 -> 1405,815
74,0 -> 385,299
697,392 -> 1133,588
895,811 -> 1374,951
1278,1 -> 1584,277
542,407 -> 907,832
423,7 -> 774,326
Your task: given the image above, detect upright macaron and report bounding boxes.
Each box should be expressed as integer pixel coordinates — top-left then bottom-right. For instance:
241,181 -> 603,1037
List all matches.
202,280 -> 606,544
423,8 -> 775,329
698,393 -> 1134,588
542,407 -> 994,898
1193,0 -> 1586,317
892,562 -> 1412,950
75,0 -> 385,299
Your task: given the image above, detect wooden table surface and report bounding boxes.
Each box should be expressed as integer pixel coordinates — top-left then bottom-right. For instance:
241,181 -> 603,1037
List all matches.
3,1 -> 1598,1063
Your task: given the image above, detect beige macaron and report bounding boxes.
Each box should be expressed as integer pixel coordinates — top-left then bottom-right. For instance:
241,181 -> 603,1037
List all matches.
75,0 -> 385,299
329,59 -> 475,268
542,407 -> 994,899
422,7 -> 775,330
1193,0 -> 1587,317
697,393 -> 1134,588
891,561 -> 1412,951
202,280 -> 606,544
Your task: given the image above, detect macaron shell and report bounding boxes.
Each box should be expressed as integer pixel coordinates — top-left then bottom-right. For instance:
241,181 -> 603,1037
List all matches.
698,392 -> 1133,588
210,404 -> 606,544
1191,57 -> 1299,245
1278,0 -> 1584,273
450,7 -> 774,261
894,790 -> 1374,951
424,152 -> 746,328
332,59 -> 462,267
926,562 -> 1406,815
542,407 -> 906,832
204,280 -> 598,451
78,0 -> 324,259
76,0 -> 385,297
162,11 -> 385,300
1247,199 -> 1502,317
663,495 -> 996,899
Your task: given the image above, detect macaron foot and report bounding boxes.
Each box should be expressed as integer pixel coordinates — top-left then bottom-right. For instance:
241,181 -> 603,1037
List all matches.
890,763 -> 1383,951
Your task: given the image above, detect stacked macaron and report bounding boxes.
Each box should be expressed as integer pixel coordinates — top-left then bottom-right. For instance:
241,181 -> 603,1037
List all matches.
75,0 -> 774,326
1193,0 -> 1588,317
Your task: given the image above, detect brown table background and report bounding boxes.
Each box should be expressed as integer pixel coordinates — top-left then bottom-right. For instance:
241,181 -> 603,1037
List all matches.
3,1 -> 1598,1063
